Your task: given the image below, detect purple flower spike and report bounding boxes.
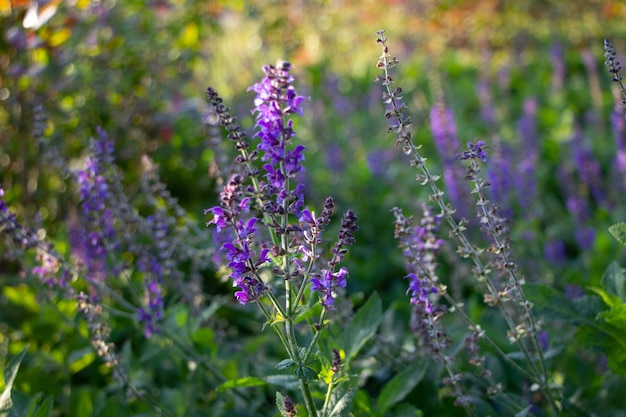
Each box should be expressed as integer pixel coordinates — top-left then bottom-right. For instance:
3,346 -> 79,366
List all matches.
459,141 -> 488,162
248,61 -> 308,215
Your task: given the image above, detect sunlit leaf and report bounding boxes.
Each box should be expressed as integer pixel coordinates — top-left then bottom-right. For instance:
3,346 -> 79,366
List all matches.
377,359 -> 428,415
609,223 -> 626,246
0,346 -> 28,417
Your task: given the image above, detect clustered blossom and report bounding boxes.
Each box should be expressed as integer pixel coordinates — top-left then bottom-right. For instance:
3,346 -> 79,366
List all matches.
311,209 -> 358,308
458,140 -> 488,163
392,206 -> 447,345
248,61 -> 308,217
74,129 -> 171,338
75,128 -> 118,281
395,204 -> 443,311
205,175 -> 269,304
206,62 -> 357,307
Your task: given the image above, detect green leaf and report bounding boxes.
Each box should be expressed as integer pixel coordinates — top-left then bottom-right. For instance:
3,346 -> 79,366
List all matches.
294,366 -> 318,382
276,359 -> 295,371
609,223 -> 626,246
29,394 -> 54,417
326,381 -> 355,417
526,283 -> 626,376
341,292 -> 383,365
0,346 -> 28,417
601,262 -> 626,303
276,392 -> 289,417
377,360 -> 428,415
352,390 -> 373,415
514,405 -> 533,417
388,403 -> 423,417
67,348 -> 95,374
524,284 -> 599,324
216,376 -> 266,392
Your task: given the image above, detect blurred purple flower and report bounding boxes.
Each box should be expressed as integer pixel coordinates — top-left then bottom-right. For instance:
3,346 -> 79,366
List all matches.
430,106 -> 466,216
611,109 -> 626,195
564,284 -> 584,300
515,99 -> 539,210
538,330 -> 549,352
544,239 -> 566,267
549,42 -> 566,93
571,128 -> 606,206
575,226 -> 596,251
74,128 -> 118,281
476,77 -> 497,128
366,148 -> 396,177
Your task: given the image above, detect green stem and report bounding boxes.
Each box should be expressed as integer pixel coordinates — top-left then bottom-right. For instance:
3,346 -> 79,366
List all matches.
299,379 -> 317,416
320,377 -> 335,417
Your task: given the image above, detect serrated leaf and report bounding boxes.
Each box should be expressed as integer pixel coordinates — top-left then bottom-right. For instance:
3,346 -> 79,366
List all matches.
601,262 -> 626,303
609,223 -> 626,246
0,346 -> 28,417
276,359 -> 295,371
598,303 -> 626,328
341,292 -> 382,365
377,360 -> 428,415
326,381 -> 355,417
294,366 -> 318,382
521,285 -> 585,323
276,392 -> 289,417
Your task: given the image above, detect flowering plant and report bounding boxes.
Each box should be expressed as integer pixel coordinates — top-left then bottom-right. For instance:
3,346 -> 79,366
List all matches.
2,9 -> 626,416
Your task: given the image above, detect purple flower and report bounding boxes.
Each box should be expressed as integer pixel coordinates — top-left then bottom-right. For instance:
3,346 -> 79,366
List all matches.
73,131 -> 119,281
233,276 -> 267,304
205,206 -> 229,231
564,284 -> 584,300
476,76 -> 497,128
538,330 -> 549,352
393,204 -> 442,309
610,109 -> 626,195
248,61 -> 308,215
571,128 -> 606,206
311,268 -> 349,308
544,239 -> 566,266
459,141 -> 488,162
405,273 -> 437,313
137,279 -> 164,338
430,106 -> 466,216
515,99 -> 539,209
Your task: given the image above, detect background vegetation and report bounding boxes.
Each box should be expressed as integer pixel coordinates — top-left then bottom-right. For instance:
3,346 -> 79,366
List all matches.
2,0 -> 626,416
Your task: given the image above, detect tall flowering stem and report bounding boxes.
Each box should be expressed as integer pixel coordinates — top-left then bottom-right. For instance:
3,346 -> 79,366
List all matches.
376,30 -> 559,414
604,39 -> 626,106
393,206 -> 476,415
459,142 -> 556,409
206,62 -> 357,416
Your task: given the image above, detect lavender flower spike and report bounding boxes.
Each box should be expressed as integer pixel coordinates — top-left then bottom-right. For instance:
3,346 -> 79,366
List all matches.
248,61 -> 308,216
